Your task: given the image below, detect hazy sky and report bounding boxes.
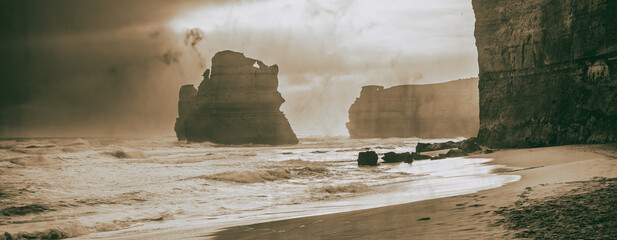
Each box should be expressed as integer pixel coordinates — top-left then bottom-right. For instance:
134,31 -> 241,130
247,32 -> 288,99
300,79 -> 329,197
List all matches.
0,0 -> 478,137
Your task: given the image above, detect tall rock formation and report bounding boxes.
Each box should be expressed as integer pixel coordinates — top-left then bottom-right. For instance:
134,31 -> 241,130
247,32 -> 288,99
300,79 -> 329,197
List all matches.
346,78 -> 479,139
473,0 -> 617,148
174,85 -> 198,141
174,50 -> 298,145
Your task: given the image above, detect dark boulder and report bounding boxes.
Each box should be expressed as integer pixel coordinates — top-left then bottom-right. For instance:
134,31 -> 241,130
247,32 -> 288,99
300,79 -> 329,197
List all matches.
417,138 -> 483,154
357,151 -> 378,166
382,152 -> 412,163
459,138 -> 482,153
416,141 -> 460,153
431,149 -> 468,160
409,152 -> 431,161
382,152 -> 432,163
415,143 -> 431,153
445,149 -> 468,158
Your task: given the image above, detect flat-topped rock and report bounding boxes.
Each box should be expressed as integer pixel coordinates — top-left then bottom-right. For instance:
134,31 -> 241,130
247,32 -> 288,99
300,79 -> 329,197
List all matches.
346,78 -> 479,139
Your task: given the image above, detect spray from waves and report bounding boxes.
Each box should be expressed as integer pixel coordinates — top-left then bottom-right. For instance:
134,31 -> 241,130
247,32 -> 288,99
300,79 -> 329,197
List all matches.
195,159 -> 330,183
93,210 -> 175,231
308,182 -> 371,201
107,150 -> 145,159
320,182 -> 369,194
201,169 -> 294,183
280,159 -> 329,173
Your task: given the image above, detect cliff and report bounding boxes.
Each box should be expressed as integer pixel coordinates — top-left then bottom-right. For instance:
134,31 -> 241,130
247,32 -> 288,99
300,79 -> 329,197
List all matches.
346,78 -> 479,139
473,0 -> 617,148
174,50 -> 298,145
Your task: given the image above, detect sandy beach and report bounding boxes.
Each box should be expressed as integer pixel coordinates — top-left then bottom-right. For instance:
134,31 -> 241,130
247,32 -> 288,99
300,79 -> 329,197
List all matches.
212,144 -> 617,239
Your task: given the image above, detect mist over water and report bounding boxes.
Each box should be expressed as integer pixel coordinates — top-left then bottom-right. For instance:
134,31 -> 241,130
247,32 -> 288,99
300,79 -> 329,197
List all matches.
0,137 -> 518,238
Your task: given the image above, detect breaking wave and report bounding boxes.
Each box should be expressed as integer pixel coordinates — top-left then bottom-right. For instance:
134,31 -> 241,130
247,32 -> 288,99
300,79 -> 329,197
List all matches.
0,211 -> 175,240
320,182 -> 369,194
3,155 -> 62,167
0,136 -> 517,239
197,160 -> 330,183
281,159 -> 329,174
108,150 -> 145,159
201,169 -> 294,183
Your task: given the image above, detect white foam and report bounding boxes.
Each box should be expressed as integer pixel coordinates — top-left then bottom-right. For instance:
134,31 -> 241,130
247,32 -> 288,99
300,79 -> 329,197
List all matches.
0,137 -> 519,239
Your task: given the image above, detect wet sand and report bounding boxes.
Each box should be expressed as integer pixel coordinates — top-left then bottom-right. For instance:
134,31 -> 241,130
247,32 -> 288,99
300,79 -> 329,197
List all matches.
212,144 -> 617,239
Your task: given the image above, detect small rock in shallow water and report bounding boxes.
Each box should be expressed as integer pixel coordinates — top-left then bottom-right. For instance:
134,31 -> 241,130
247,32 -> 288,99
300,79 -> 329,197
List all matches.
459,138 -> 482,153
382,152 -> 431,163
110,150 -> 128,158
382,152 -> 412,163
415,143 -> 431,153
416,141 -> 460,153
409,152 -> 431,161
357,151 -> 378,166
430,149 -> 468,160
445,149 -> 468,157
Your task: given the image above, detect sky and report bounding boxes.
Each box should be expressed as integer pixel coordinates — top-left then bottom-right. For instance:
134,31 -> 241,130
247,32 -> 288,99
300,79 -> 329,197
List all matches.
0,0 -> 478,137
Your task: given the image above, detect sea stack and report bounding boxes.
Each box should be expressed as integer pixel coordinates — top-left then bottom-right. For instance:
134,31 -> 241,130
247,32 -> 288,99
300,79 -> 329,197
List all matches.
174,50 -> 298,145
473,0 -> 617,148
346,78 -> 479,139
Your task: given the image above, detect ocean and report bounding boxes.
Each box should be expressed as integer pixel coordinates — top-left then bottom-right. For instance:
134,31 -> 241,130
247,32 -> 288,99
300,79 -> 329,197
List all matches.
0,136 -> 519,239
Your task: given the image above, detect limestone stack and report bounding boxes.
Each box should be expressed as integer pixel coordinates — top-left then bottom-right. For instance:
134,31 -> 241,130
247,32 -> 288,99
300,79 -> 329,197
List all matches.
174,50 -> 298,145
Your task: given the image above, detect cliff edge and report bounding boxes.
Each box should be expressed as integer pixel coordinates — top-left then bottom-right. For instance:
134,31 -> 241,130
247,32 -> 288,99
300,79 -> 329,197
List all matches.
174,50 -> 298,145
473,0 -> 617,148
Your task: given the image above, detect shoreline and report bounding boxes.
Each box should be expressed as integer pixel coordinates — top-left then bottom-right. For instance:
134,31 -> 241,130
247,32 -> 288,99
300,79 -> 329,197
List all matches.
76,154 -> 514,240
211,144 -> 617,239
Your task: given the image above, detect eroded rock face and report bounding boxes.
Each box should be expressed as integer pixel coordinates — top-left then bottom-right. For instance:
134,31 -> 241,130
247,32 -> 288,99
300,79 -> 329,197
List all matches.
174,85 -> 197,141
473,0 -> 617,148
346,78 -> 479,139
174,50 -> 298,145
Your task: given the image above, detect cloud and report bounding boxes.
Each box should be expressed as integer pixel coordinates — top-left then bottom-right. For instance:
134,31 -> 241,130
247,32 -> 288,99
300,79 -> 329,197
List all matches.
1,0 -> 479,137
0,1 -> 214,137
180,22 -> 477,135
0,0 -> 232,36
184,28 -> 206,47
